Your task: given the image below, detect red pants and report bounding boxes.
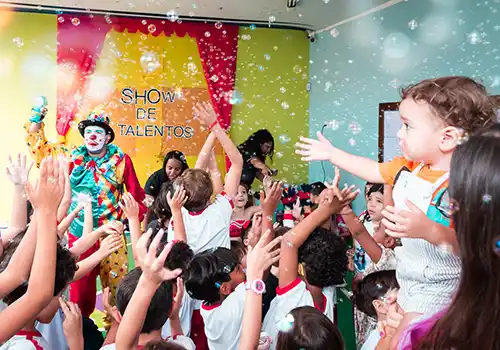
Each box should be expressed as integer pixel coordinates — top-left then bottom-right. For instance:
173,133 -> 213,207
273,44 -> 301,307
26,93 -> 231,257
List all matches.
69,233 -> 100,318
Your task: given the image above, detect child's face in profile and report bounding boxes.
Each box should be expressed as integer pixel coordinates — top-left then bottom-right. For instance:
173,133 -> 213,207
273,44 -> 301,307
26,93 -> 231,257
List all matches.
229,264 -> 246,290
397,98 -> 446,163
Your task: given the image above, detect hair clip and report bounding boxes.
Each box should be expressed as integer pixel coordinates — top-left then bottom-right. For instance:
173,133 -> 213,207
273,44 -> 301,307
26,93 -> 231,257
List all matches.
214,282 -> 222,289
277,313 -> 295,333
222,265 -> 232,274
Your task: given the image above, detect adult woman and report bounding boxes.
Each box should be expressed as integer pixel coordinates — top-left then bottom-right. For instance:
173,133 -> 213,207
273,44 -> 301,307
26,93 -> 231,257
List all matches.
238,129 -> 276,187
144,151 -> 188,224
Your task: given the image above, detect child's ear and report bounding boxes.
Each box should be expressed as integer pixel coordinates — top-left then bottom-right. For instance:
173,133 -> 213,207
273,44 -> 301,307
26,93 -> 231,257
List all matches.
440,126 -> 462,152
372,299 -> 388,315
243,239 -> 249,246
112,306 -> 122,324
220,282 -> 232,297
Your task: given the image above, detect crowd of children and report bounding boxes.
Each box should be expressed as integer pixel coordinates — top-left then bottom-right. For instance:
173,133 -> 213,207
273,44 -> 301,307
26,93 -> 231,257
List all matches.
1,76 -> 500,350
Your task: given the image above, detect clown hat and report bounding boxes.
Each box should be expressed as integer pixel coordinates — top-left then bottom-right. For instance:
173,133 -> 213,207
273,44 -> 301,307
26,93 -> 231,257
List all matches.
78,111 -> 115,144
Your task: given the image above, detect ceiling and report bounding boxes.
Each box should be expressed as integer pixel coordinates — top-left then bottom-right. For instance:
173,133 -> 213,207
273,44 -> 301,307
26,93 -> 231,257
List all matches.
3,0 -> 393,30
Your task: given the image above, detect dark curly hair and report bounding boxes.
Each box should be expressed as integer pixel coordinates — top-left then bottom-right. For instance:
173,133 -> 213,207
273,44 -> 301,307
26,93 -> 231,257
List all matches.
116,267 -> 174,334
146,232 -> 194,273
143,339 -> 186,350
152,182 -> 174,223
183,248 -> 238,304
2,240 -> 77,305
298,227 -> 347,288
401,76 -> 496,134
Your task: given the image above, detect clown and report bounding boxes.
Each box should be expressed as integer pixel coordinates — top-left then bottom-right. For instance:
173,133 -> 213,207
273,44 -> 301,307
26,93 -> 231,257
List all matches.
25,104 -> 146,320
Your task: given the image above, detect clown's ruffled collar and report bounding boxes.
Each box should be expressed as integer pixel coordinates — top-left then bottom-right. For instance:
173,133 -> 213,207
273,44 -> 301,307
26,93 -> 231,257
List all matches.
72,144 -> 124,166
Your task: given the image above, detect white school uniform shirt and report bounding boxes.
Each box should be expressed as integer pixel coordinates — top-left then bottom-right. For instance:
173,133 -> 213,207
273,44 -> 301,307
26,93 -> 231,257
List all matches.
167,192 -> 233,254
161,292 -> 194,338
0,330 -> 50,350
100,335 -> 195,350
200,283 -> 246,350
262,278 -> 337,350
36,309 -> 68,350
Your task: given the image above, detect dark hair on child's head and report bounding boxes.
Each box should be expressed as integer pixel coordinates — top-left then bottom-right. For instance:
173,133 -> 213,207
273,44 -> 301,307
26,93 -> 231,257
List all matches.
174,169 -> 213,213
400,76 -> 496,134
274,226 -> 291,238
116,267 -> 174,334
310,182 -> 327,197
354,270 -> 399,319
230,240 -> 247,263
183,248 -> 238,303
238,129 -> 275,160
298,227 -> 347,288
153,182 -> 174,222
146,234 -> 194,273
143,339 -> 187,350
367,183 -> 384,197
2,242 -> 77,305
276,306 -> 345,350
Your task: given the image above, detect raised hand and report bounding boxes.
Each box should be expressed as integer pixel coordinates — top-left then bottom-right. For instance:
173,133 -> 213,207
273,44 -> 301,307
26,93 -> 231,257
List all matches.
170,277 -> 185,319
6,154 -> 33,186
26,156 -> 66,211
260,180 -> 283,214
246,229 -> 282,278
59,298 -> 84,350
135,229 -> 182,286
98,234 -> 124,258
119,192 -> 139,219
193,101 -> 218,126
295,131 -> 336,162
166,185 -> 188,212
292,197 -> 302,221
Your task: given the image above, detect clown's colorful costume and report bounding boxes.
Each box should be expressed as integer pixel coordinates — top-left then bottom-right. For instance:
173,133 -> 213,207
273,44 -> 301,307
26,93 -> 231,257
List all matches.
25,112 -> 146,318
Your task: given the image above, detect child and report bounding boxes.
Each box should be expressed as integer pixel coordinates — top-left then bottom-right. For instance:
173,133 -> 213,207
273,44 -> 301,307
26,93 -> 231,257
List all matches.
184,231 -> 281,350
296,76 -> 497,322
262,187 -> 352,348
354,270 -> 400,350
0,243 -> 77,349
238,129 -> 276,186
112,230 -> 193,350
391,124 -> 500,350
309,182 -> 349,236
103,236 -> 194,350
230,183 -> 260,239
354,184 -> 384,274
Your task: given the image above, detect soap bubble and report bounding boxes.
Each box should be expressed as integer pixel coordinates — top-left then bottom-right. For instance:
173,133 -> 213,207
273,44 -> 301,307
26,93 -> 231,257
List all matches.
275,152 -> 284,159
71,17 -> 80,26
215,21 -> 222,29
269,15 -> 276,23
141,20 -> 147,25
330,28 -> 339,38
482,194 -> 492,203
166,10 -> 178,22
210,75 -> 219,82
187,62 -> 198,74
148,24 -> 156,33
327,120 -> 340,130
140,52 -> 161,73
408,19 -> 418,30
349,121 -> 362,134
279,134 -> 291,144
273,46 -> 278,51
348,138 -> 356,146
264,54 -> 271,60
293,65 -> 302,74
280,87 -> 286,93
281,102 -> 290,110
57,16 -> 64,23
241,34 -> 252,40
250,24 -> 256,30
383,32 -> 411,59
204,31 -> 211,37
467,31 -> 481,45
12,37 -> 24,48
228,90 -> 243,105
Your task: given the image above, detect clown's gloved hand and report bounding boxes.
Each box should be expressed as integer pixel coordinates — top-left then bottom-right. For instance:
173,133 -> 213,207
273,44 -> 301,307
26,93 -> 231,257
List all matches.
29,96 -> 48,124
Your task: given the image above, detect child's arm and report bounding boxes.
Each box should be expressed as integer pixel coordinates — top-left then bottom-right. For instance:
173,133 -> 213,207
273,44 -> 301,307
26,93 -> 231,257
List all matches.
239,231 -> 281,350
208,149 -> 224,195
167,186 -> 188,242
169,278 -> 185,337
57,161 -> 72,222
260,181 -> 283,246
59,299 -> 84,350
341,209 -> 383,263
195,132 -> 217,170
194,102 -> 243,198
69,221 -> 122,257
73,235 -> 123,281
120,193 -> 141,262
115,230 -> 182,350
0,156 -> 65,342
57,204 -> 84,239
296,132 -> 384,183
279,189 -> 342,288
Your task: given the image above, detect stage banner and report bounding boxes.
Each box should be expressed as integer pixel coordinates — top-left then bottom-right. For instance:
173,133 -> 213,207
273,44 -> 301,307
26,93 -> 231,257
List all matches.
57,15 -> 238,184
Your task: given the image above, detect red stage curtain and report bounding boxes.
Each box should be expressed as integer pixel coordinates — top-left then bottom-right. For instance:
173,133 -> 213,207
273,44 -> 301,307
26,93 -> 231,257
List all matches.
56,15 -> 239,169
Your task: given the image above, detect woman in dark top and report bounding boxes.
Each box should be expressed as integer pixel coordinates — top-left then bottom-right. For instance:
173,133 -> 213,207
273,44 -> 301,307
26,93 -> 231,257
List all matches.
238,129 -> 276,186
144,150 -> 188,225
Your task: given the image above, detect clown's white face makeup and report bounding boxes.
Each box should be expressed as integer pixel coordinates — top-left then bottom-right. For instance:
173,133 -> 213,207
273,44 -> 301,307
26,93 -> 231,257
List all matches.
84,126 -> 109,154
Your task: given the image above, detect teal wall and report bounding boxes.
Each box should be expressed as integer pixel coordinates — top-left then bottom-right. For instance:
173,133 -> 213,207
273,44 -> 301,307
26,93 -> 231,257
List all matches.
309,0 -> 500,211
